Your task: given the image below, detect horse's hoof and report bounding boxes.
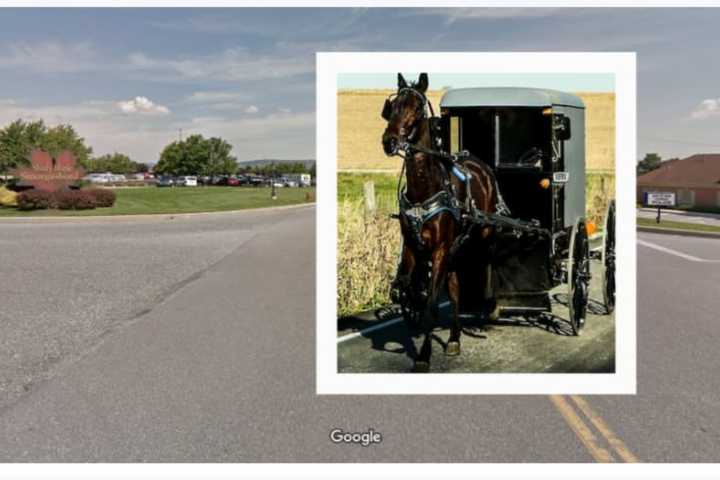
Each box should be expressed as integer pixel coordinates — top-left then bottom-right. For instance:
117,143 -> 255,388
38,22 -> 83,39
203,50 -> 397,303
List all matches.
412,361 -> 430,373
446,341 -> 461,356
489,306 -> 501,322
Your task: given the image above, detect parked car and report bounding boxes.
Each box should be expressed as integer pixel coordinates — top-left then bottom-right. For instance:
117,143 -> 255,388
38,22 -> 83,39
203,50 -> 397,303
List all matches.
283,180 -> 299,188
179,176 -> 198,187
84,173 -> 110,184
211,175 -> 228,186
155,176 -> 174,187
227,176 -> 240,186
248,176 -> 265,187
272,180 -> 285,188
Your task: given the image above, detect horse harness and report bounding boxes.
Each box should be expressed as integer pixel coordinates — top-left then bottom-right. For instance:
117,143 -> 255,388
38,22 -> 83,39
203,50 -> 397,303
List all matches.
384,88 -> 512,253
394,140 -> 512,252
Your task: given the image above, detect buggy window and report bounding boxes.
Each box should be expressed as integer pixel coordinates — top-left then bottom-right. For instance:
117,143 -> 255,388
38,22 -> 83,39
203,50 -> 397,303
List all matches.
496,108 -> 552,168
451,107 -> 552,170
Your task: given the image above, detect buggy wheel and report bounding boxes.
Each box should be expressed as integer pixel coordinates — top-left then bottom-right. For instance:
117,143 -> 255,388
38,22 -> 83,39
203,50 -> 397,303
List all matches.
567,218 -> 590,336
601,200 -> 616,314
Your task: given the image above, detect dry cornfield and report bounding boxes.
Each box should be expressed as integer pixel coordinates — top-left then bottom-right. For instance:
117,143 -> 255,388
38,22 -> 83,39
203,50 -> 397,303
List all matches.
337,89 -> 615,173
337,197 -> 401,317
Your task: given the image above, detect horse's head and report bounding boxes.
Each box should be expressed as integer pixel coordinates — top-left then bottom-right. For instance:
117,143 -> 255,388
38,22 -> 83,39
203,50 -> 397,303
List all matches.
381,72 -> 429,156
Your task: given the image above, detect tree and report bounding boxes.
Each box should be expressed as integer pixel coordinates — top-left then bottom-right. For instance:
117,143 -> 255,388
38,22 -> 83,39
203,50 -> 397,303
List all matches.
0,119 -> 93,175
87,153 -> 140,174
637,153 -> 662,175
154,134 -> 236,176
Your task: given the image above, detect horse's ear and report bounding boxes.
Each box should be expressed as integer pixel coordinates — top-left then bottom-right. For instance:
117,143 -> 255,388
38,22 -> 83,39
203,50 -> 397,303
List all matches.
417,73 -> 429,93
398,73 -> 408,89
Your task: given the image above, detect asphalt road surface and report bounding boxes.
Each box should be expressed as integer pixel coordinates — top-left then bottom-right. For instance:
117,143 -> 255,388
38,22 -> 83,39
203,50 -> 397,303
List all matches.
338,240 -> 615,374
1,210 -> 719,462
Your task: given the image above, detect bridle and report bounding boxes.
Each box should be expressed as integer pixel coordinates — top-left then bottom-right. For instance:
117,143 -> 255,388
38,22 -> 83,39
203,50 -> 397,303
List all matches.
382,87 -> 435,152
381,88 -> 511,243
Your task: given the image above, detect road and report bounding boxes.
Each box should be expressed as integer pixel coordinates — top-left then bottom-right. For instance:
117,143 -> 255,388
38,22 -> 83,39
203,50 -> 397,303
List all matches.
1,209 -> 719,462
338,249 -> 615,373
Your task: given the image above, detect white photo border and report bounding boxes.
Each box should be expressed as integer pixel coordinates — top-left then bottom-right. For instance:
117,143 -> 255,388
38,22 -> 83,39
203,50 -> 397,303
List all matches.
317,51 -> 636,394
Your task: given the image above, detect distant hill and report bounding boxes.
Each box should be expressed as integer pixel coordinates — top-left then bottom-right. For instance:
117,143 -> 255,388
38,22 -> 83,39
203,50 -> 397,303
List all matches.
238,159 -> 315,169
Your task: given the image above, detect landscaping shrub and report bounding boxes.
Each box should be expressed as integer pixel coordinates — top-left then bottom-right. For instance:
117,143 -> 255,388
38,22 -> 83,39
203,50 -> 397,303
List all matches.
16,189 -> 54,210
0,186 -> 18,207
53,189 -> 96,210
86,188 -> 117,208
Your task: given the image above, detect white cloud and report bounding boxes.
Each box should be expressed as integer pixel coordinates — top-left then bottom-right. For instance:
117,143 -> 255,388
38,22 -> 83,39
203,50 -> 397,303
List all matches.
185,90 -> 251,103
0,41 -> 100,73
690,98 -> 720,120
176,111 -> 314,161
0,98 -> 313,164
116,96 -> 170,115
405,7 -> 566,24
244,105 -> 259,114
127,48 -> 313,82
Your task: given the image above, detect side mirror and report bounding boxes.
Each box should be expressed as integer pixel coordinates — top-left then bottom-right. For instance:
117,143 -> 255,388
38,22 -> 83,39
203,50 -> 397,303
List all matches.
381,99 -> 393,121
554,114 -> 571,141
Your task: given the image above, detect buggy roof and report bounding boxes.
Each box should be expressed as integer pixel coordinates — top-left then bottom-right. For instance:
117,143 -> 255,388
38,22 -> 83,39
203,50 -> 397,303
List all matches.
440,87 -> 585,109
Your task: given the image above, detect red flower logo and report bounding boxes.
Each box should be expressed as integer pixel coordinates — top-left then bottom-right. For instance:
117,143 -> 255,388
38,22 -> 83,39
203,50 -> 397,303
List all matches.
12,150 -> 85,192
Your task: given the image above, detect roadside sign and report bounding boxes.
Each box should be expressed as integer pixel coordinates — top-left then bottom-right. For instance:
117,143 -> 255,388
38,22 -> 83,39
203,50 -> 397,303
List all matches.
646,191 -> 676,207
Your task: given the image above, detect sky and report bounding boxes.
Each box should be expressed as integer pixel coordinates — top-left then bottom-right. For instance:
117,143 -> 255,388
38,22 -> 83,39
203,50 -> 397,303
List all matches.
338,73 -> 615,92
0,8 -> 719,163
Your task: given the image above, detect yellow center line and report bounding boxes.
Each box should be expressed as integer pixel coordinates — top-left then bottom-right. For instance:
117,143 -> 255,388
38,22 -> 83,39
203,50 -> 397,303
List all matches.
569,395 -> 639,463
549,395 -> 615,462
550,395 -> 640,463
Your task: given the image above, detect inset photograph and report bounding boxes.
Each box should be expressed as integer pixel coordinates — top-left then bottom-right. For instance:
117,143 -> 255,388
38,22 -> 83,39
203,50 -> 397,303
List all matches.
317,52 -> 636,394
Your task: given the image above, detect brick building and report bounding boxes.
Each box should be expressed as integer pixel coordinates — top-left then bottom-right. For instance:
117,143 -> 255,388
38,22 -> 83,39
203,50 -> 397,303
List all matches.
637,154 -> 720,208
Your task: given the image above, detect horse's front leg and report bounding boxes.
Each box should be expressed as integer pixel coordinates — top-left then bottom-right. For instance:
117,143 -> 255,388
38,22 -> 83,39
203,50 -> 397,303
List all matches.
413,245 -> 449,372
391,242 -> 415,302
446,270 -> 461,356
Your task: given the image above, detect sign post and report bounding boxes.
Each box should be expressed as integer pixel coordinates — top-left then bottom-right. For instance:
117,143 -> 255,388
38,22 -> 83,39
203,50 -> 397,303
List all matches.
645,191 -> 677,223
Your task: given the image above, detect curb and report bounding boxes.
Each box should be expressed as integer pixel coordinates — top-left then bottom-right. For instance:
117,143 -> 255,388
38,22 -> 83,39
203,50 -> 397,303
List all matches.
637,225 -> 720,239
0,202 -> 315,224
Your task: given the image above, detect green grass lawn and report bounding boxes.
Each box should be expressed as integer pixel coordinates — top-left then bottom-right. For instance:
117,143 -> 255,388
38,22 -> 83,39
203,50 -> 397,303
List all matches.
637,217 -> 720,233
338,172 -> 398,200
338,172 -> 399,214
0,186 -> 315,217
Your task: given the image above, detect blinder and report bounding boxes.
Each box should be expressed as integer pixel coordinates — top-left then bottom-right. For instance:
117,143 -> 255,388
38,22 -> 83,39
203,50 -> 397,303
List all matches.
381,98 -> 393,121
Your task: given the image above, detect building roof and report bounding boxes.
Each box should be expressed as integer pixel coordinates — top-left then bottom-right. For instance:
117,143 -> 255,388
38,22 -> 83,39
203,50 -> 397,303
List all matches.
440,87 -> 585,109
638,154 -> 720,187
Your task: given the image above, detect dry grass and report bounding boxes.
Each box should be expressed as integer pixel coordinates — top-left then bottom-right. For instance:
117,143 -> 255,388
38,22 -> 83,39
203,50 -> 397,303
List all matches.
335,172 -> 616,315
337,197 -> 401,316
587,173 -> 616,228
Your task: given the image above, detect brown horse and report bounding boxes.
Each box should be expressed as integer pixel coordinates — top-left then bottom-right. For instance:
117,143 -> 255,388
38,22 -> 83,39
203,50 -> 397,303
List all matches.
382,72 -> 499,372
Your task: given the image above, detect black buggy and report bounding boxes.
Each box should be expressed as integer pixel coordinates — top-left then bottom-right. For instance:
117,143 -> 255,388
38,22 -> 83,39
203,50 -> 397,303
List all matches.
396,87 -> 615,335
